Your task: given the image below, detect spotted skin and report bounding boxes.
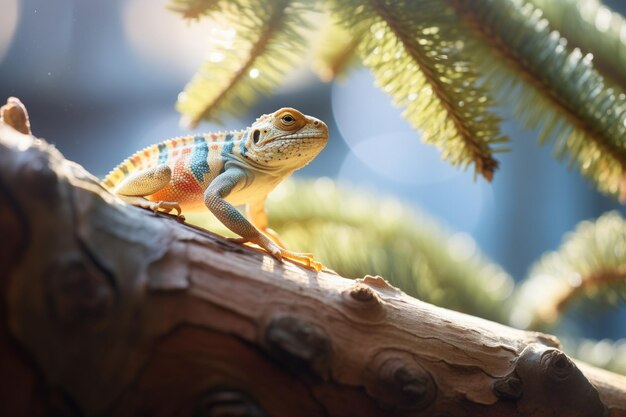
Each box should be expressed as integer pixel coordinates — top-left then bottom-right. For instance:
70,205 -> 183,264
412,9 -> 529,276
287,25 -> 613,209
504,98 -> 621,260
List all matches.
102,107 -> 329,271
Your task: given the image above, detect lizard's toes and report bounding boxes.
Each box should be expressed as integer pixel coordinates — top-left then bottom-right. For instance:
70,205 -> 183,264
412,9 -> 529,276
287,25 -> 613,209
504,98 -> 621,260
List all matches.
152,201 -> 183,218
279,249 -> 323,272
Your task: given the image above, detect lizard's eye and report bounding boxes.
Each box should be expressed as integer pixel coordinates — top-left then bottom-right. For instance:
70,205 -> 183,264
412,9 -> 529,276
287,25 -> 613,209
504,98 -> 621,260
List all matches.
281,114 -> 295,124
252,129 -> 260,144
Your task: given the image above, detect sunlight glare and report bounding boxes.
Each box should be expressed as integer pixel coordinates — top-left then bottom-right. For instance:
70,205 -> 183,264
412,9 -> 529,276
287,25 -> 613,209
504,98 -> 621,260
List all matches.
123,0 -> 235,76
0,0 -> 19,63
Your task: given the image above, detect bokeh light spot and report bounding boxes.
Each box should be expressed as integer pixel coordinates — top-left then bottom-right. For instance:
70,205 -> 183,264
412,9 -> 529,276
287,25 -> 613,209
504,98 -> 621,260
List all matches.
0,0 -> 19,63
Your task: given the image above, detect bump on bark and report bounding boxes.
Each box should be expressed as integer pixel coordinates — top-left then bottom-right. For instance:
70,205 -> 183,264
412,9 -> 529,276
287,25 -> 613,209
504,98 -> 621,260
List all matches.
17,150 -> 59,204
264,315 -> 332,379
358,275 -> 401,294
494,343 -> 609,417
364,351 -> 437,412
45,254 -> 115,326
342,282 -> 386,321
192,391 -> 267,417
0,97 -> 31,135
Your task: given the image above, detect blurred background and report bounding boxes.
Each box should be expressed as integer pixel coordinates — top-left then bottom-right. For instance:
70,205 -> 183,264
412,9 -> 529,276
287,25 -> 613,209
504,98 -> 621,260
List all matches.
1,0 -> 625,346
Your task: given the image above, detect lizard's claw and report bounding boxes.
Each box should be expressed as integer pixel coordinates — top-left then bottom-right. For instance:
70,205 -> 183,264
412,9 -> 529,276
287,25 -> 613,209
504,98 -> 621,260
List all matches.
150,201 -> 185,221
279,249 -> 323,272
234,235 -> 323,272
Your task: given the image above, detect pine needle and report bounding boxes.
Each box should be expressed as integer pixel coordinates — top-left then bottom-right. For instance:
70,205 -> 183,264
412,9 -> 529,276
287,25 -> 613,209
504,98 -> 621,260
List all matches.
529,0 -> 626,89
311,16 -> 363,81
510,211 -> 626,329
176,0 -> 309,127
331,0 -> 507,181
167,0 -> 223,20
563,337 -> 626,376
452,0 -> 626,198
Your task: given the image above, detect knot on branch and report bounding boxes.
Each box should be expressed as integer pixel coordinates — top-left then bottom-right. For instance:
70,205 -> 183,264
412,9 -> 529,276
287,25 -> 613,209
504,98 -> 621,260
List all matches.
193,391 -> 267,417
493,375 -> 522,400
358,275 -> 401,294
46,255 -> 115,325
0,97 -> 31,135
17,150 -> 59,204
341,282 -> 386,321
493,343 -> 608,417
264,315 -> 332,379
364,350 -> 437,411
0,179 -> 28,282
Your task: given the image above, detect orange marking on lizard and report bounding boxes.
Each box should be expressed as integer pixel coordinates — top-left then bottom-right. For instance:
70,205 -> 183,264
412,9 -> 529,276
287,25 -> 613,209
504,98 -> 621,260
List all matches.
130,155 -> 141,166
149,150 -> 203,204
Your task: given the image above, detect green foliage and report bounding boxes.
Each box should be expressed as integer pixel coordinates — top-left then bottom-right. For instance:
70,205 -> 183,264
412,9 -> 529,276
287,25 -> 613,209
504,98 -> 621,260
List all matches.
311,17 -> 362,81
174,0 -> 311,127
167,0 -> 222,19
332,0 -> 507,181
562,337 -> 626,376
510,211 -> 626,330
453,0 -> 626,199
529,0 -> 626,88
186,178 -> 515,322
169,0 -> 626,200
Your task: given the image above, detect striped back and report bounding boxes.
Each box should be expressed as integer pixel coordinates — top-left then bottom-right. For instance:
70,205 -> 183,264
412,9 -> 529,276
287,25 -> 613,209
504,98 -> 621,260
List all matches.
101,130 -> 248,191
101,136 -> 195,190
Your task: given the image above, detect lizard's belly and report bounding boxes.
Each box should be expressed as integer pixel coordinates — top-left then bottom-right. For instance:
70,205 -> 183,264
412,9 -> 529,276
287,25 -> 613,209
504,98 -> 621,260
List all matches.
147,158 -> 215,209
147,162 -> 279,211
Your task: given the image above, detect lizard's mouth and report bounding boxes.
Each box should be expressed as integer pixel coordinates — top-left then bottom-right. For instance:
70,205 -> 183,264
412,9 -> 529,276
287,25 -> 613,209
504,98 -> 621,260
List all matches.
275,133 -> 327,141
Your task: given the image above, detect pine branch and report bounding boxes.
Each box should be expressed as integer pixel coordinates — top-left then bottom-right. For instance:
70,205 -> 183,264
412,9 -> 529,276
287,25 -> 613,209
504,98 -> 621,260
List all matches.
510,211 -> 626,330
330,0 -> 507,181
167,0 -> 223,19
171,0 -> 626,197
529,0 -> 626,89
564,337 -> 626,376
311,17 -> 363,81
186,178 -> 514,322
176,0 -> 310,127
451,0 -> 626,199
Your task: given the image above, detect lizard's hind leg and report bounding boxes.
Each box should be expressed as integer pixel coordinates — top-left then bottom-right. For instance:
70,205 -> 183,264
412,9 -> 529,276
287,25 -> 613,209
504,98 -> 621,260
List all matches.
113,165 -> 184,219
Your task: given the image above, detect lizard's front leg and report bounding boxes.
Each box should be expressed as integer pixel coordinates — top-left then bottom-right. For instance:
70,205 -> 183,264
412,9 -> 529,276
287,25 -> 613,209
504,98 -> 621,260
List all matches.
205,170 -> 322,271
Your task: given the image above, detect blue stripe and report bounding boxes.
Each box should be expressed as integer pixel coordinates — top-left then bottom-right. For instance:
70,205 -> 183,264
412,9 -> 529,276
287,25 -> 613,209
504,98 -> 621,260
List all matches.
220,134 -> 234,174
240,129 -> 248,156
191,135 -> 210,182
158,143 -> 168,164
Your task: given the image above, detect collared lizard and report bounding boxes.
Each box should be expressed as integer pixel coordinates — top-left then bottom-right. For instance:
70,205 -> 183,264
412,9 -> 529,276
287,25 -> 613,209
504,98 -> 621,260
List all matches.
102,107 -> 328,271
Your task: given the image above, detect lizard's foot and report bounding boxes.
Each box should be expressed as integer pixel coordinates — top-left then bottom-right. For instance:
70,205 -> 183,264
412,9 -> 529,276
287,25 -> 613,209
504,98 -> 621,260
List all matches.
150,201 -> 184,220
231,235 -> 324,272
116,195 -> 185,221
279,248 -> 323,272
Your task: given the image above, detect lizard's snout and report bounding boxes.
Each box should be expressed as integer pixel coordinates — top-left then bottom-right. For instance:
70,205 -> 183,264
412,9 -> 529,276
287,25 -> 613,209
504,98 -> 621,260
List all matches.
308,116 -> 328,136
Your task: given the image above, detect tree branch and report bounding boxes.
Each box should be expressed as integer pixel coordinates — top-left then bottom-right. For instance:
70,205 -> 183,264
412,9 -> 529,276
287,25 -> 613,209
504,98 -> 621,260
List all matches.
1,116 -> 625,416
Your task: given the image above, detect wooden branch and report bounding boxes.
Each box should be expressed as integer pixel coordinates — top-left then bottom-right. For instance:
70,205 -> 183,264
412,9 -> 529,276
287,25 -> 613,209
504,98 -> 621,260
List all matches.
1,112 -> 625,417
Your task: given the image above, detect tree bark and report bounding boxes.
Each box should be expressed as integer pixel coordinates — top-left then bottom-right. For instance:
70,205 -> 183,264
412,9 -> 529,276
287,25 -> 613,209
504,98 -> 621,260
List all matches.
1,118 -> 625,417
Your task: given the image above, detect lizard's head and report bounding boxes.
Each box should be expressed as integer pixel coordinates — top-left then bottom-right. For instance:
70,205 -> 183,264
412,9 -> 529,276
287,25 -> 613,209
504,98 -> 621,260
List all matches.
242,107 -> 328,172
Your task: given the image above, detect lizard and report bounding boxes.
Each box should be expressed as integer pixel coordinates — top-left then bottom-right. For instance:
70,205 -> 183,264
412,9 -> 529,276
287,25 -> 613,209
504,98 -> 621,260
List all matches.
101,107 -> 328,271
